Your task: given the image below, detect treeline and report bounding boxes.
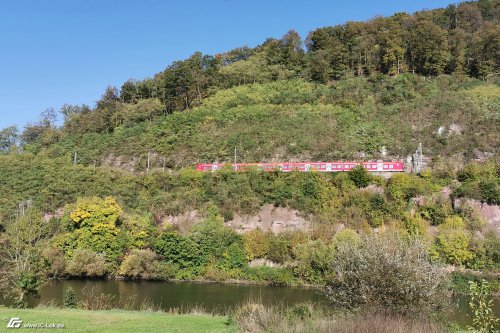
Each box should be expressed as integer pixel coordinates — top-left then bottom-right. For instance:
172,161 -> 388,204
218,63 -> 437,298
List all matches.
4,75 -> 499,168
0,162 -> 498,305
1,0 -> 498,147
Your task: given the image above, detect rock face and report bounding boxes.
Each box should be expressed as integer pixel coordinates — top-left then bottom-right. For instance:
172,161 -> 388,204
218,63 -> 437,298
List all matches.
454,198 -> 500,236
227,204 -> 310,233
163,210 -> 200,234
163,204 -> 310,234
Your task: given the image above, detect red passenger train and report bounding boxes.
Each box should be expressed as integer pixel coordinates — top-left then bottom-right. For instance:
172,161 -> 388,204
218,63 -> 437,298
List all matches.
196,161 -> 405,173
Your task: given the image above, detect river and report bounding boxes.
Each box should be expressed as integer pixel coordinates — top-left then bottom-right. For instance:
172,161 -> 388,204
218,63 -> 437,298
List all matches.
21,280 -> 500,326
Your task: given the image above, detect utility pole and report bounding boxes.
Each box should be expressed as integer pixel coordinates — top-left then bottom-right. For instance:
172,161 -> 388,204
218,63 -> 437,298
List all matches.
73,152 -> 77,166
162,157 -> 166,172
147,151 -> 151,173
234,146 -> 237,171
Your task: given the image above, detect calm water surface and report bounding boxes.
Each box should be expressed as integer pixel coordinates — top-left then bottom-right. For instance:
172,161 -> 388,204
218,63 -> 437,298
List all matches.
24,280 -> 500,326
35,280 -> 327,311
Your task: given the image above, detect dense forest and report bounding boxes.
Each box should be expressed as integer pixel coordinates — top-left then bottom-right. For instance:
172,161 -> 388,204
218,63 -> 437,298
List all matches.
0,1 -> 499,321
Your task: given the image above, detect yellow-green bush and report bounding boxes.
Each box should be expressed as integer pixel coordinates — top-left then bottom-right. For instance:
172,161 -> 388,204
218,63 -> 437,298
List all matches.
431,216 -> 474,266
243,229 -> 270,261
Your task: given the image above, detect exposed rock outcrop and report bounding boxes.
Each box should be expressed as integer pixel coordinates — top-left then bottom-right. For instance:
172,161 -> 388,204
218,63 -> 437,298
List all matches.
454,198 -> 500,236
227,204 -> 310,234
162,204 -> 310,234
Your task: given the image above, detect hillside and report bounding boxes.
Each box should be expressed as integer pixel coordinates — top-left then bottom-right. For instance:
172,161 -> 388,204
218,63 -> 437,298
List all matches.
1,0 -> 497,171
34,76 -> 499,171
0,0 -> 499,302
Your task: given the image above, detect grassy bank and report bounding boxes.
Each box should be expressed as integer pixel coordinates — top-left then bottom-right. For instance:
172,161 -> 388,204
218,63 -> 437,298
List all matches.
0,307 -> 235,333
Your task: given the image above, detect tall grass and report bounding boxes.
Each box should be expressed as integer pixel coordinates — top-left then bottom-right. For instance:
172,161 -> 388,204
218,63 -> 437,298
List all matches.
231,302 -> 447,333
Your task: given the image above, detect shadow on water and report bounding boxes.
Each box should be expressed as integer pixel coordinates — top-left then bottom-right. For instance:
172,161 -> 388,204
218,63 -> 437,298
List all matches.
12,279 -> 500,326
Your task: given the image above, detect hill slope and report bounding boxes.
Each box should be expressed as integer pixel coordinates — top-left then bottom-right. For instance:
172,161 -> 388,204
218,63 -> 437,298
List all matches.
23,75 -> 499,171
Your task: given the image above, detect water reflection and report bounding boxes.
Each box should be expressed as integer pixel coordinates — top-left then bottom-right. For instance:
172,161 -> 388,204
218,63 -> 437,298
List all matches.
12,279 -> 500,326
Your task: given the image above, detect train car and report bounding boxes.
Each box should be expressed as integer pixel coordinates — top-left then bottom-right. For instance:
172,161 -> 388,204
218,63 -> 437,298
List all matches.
196,161 -> 405,173
343,162 -> 357,171
382,161 -> 404,172
308,163 -> 328,171
328,162 -> 343,171
363,162 -> 379,171
196,164 -> 215,171
281,163 -> 294,172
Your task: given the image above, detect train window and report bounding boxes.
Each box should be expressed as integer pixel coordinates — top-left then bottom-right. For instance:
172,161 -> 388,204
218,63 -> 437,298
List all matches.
389,165 -> 393,169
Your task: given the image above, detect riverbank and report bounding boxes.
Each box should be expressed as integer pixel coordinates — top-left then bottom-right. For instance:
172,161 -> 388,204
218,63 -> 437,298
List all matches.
0,307 -> 235,333
0,305 -> 461,333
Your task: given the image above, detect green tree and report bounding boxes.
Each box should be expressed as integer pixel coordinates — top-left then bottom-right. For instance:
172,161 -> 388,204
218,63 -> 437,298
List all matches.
0,125 -> 18,152
431,216 -> 474,266
154,232 -> 201,269
406,20 -> 450,75
468,280 -> 499,333
348,165 -> 372,188
0,209 -> 51,306
63,287 -> 77,308
64,197 -> 124,262
190,214 -> 243,266
120,80 -> 139,103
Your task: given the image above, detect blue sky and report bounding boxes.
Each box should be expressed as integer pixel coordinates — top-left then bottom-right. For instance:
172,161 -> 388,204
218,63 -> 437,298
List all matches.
0,0 -> 456,129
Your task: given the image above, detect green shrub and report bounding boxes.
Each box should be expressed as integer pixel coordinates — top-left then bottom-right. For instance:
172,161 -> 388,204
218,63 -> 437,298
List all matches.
332,228 -> 361,248
484,232 -> 500,269
387,173 -> 433,203
267,235 -> 292,264
244,266 -> 295,286
64,196 -> 124,262
42,248 -> 66,278
479,180 -> 500,205
153,232 -> 201,269
243,229 -> 270,261
65,248 -> 109,278
418,201 -> 452,226
121,213 -> 157,250
348,165 -> 372,188
293,240 -> 335,285
219,242 -> 247,270
325,233 -> 449,315
400,215 -> 428,237
431,216 -> 474,267
190,215 -> 243,266
118,249 -> 168,279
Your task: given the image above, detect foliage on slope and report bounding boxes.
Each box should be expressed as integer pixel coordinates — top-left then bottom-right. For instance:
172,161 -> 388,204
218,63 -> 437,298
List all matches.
14,75 -> 499,170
